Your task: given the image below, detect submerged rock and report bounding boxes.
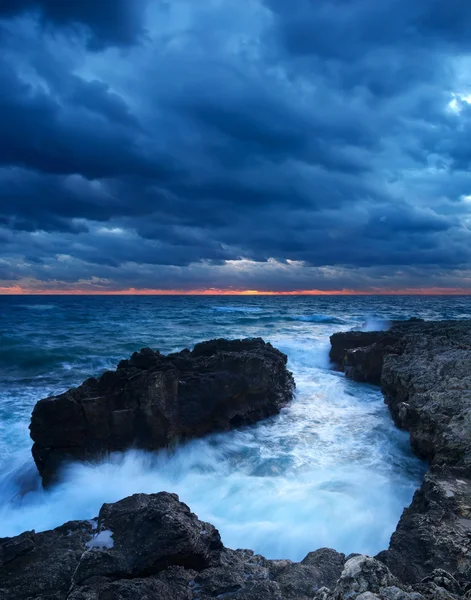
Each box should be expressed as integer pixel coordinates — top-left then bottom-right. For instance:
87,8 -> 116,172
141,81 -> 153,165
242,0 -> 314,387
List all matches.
330,320 -> 471,589
29,338 -> 295,485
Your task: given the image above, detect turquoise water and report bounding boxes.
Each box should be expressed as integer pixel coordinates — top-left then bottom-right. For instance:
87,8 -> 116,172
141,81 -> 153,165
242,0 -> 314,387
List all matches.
0,295 -> 468,559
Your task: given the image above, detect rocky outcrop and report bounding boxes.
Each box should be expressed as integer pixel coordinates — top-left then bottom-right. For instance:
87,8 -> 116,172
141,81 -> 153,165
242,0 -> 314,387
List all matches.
316,555 -> 467,600
30,338 -> 295,485
329,331 -> 391,369
1,492 -> 463,600
330,320 -> 471,589
378,468 -> 471,587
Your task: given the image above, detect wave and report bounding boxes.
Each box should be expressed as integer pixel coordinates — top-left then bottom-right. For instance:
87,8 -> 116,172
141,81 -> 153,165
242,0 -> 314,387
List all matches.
288,314 -> 347,324
212,306 -> 264,313
18,304 -> 55,311
360,318 -> 391,332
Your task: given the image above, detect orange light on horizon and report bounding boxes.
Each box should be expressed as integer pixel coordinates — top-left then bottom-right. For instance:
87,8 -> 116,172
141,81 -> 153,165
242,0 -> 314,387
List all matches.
1,286 -> 471,296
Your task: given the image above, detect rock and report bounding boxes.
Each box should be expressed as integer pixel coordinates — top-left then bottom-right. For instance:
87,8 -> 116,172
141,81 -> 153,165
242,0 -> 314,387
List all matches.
273,548 -> 346,600
0,519 -> 96,600
331,556 -> 399,599
380,322 -> 471,469
67,566 -> 195,600
0,493 -> 465,600
344,343 -> 386,385
0,494 -> 356,600
329,320 -> 471,589
72,492 -> 222,584
30,338 -> 295,484
0,492 -> 220,600
329,331 -> 388,367
421,570 -> 463,595
0,531 -> 35,567
382,469 -> 471,586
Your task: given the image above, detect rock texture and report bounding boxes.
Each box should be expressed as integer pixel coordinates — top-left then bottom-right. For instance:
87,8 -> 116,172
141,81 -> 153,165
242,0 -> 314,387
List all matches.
1,492 -> 462,600
330,320 -> 471,589
30,338 -> 295,485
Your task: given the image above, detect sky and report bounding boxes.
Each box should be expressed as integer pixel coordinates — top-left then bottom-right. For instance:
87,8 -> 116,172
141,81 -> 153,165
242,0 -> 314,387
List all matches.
0,0 -> 471,294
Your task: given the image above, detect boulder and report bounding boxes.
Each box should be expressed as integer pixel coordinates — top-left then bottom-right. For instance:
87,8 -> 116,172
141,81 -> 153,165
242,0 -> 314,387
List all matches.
273,548 -> 346,600
331,555 -> 399,600
329,331 -> 387,367
0,492 -> 221,600
30,338 -> 295,484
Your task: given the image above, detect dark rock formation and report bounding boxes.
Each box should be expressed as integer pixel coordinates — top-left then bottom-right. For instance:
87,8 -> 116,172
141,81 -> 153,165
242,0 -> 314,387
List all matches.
330,320 -> 471,589
316,555 -> 466,600
1,492 -> 458,600
0,491 -> 346,600
329,331 -> 390,368
30,338 -> 295,485
379,468 -> 471,587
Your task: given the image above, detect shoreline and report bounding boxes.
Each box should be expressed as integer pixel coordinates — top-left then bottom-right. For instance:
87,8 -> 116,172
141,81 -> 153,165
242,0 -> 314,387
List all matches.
1,321 -> 470,599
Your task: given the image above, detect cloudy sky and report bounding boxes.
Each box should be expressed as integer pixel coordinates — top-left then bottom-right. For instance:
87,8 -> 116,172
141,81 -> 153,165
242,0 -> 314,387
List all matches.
1,0 -> 471,294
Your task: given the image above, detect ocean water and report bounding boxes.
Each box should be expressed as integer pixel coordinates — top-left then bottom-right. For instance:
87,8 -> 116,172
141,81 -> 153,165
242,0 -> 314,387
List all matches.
0,295 -> 468,560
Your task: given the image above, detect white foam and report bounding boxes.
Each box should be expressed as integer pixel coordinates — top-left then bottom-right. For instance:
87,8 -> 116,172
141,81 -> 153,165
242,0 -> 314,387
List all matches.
86,529 -> 114,550
0,343 -> 424,560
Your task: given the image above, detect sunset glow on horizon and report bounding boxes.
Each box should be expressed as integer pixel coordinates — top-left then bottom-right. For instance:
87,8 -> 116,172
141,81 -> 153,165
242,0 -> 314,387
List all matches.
1,286 -> 471,296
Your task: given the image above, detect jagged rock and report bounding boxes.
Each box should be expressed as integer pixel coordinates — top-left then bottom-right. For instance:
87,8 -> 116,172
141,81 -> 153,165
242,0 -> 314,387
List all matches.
30,338 -> 295,485
381,469 -> 471,586
329,331 -> 388,367
0,531 -> 35,568
330,320 -> 471,589
0,493 -> 217,600
344,343 -> 386,385
73,492 -> 222,584
331,556 -> 399,599
421,570 -> 463,595
380,322 -> 471,469
0,519 -> 96,600
0,494 -> 362,600
273,548 -> 346,600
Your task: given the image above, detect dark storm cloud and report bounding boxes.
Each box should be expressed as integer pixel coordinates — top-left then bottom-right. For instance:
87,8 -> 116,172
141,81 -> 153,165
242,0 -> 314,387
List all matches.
0,0 -> 471,291
0,0 -> 148,49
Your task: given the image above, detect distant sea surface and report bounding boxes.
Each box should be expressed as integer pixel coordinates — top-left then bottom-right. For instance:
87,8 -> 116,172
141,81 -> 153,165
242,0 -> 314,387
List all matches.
1,295 -> 469,559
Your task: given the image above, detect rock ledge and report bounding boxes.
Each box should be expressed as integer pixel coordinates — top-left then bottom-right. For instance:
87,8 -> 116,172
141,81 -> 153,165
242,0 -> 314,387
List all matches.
330,320 -> 471,588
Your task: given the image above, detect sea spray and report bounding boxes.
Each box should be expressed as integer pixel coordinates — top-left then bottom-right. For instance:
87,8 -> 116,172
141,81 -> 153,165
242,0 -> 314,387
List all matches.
0,295 -> 436,559
0,336 -> 424,559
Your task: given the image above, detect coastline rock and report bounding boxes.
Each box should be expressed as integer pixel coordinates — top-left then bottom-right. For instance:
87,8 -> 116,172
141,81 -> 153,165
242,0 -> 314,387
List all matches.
30,338 -> 295,485
380,468 -> 471,587
329,331 -> 388,367
329,320 -> 471,587
0,492 -> 348,600
1,491 -> 450,600
380,322 -> 471,469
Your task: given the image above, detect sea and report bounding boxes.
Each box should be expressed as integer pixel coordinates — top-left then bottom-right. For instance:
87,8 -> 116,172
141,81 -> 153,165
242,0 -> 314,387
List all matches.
0,295 -> 469,560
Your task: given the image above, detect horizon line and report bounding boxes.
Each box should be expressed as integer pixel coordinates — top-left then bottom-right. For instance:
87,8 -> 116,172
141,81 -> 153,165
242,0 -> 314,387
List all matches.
1,287 -> 471,296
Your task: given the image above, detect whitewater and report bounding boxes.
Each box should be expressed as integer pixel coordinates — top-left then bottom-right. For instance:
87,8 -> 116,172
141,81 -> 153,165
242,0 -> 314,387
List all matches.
1,295 -> 469,559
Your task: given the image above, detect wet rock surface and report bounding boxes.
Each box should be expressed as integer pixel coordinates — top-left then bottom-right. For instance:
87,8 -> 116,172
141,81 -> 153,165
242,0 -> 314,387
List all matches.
30,337 -> 295,485
331,320 -> 471,592
1,492 -> 458,600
